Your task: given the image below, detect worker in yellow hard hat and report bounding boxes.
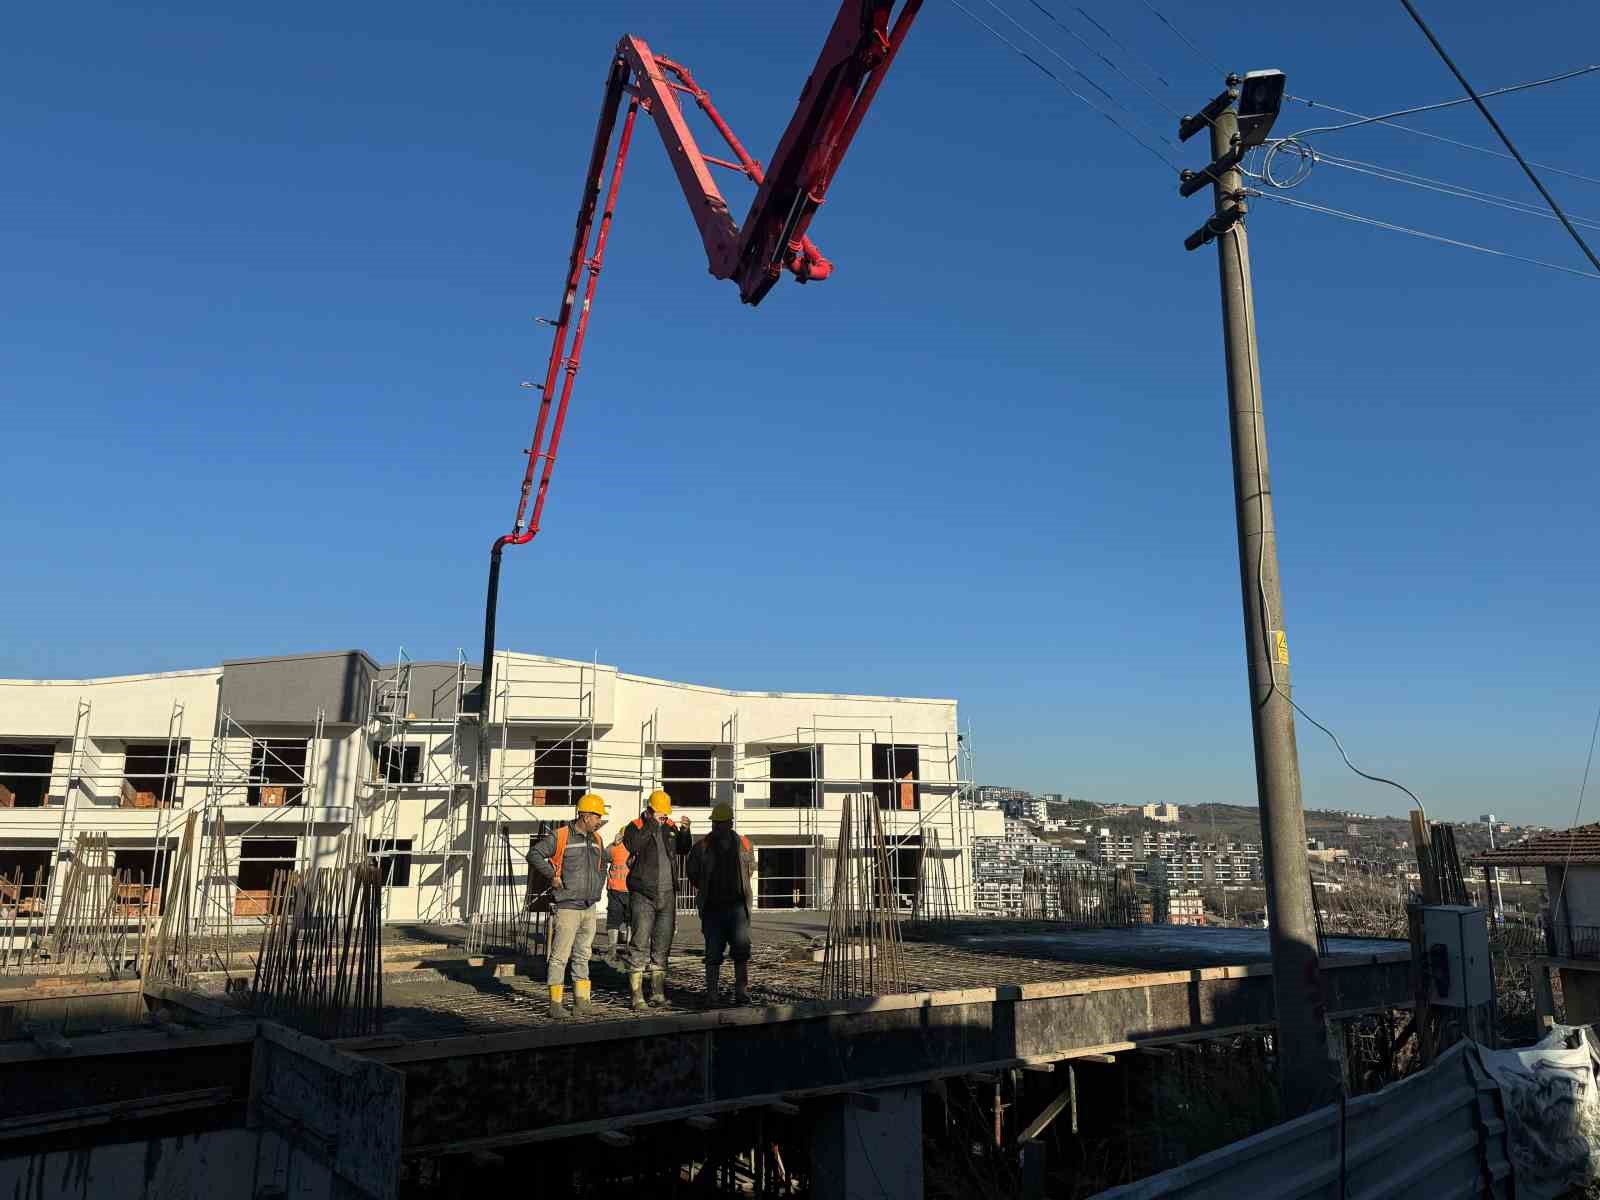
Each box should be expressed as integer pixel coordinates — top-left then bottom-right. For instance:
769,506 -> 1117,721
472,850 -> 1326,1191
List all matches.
620,789 -> 693,1010
531,792 -> 607,1019
687,801 -> 754,1006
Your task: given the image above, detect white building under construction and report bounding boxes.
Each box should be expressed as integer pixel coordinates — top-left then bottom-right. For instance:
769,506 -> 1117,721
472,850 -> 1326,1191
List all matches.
0,649 -> 991,941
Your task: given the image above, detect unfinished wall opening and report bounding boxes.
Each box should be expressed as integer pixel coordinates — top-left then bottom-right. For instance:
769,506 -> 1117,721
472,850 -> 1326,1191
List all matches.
0,742 -> 57,808
769,746 -> 820,808
237,839 -> 298,892
531,738 -> 588,805
376,743 -> 423,785
367,838 -> 413,887
871,743 -> 920,810
112,845 -> 174,913
122,741 -> 188,807
0,848 -> 51,912
248,739 -> 308,806
757,847 -> 813,908
890,842 -> 921,908
659,744 -> 713,807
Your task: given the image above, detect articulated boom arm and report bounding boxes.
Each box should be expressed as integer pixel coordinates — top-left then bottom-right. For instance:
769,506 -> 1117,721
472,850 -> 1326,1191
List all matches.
470,3 -> 920,921
476,1 -> 918,737
622,0 -> 922,306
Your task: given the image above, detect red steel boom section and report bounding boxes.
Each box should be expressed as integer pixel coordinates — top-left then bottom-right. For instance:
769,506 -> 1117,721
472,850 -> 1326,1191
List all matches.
477,3 -> 921,716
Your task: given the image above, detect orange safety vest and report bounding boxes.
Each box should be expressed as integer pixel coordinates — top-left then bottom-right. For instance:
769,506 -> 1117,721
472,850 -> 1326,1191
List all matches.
549,823 -> 601,887
607,844 -> 630,892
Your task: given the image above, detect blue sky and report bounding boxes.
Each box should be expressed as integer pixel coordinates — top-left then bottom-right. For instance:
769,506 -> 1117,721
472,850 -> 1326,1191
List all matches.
5,2 -> 1597,825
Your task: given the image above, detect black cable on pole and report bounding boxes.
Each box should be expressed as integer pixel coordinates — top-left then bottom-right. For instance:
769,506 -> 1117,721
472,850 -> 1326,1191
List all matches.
1398,0 -> 1600,274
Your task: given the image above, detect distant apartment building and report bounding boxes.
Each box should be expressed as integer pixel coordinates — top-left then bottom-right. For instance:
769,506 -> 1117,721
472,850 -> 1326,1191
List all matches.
1092,826 -> 1262,887
1141,802 -> 1180,824
1167,890 -> 1205,926
971,817 -> 1087,913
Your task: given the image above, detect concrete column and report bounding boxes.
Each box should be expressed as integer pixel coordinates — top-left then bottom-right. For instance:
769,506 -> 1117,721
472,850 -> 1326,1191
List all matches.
811,1086 -> 923,1200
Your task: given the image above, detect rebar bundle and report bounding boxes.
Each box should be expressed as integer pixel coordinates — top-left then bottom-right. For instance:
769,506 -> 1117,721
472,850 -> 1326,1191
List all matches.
821,793 -> 906,1000
143,811 -> 199,987
250,861 -> 385,1038
193,809 -> 237,974
1412,817 -> 1470,906
466,822 -> 540,956
49,831 -> 162,975
0,866 -> 49,976
1016,861 -> 1141,927
911,825 -> 955,922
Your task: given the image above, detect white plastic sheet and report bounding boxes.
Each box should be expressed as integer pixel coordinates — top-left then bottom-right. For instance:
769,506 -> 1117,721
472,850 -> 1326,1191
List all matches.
1476,1025 -> 1600,1199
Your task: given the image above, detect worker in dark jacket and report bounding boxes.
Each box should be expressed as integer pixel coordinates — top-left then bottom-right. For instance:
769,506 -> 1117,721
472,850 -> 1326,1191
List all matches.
621,790 -> 692,1010
687,802 -> 755,1006
530,793 -> 607,1020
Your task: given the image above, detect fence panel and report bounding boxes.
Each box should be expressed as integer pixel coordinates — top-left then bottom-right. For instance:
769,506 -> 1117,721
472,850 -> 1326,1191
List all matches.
1095,1041 -> 1511,1200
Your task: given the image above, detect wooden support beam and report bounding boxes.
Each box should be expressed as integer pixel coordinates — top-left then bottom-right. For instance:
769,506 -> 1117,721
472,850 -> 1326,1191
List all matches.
1022,1062 -> 1055,1073
596,1130 -> 633,1148
1072,1053 -> 1117,1065
685,1114 -> 717,1132
845,1092 -> 881,1112
0,1087 -> 233,1141
767,1100 -> 800,1117
1136,1045 -> 1173,1057
1018,1075 -> 1077,1144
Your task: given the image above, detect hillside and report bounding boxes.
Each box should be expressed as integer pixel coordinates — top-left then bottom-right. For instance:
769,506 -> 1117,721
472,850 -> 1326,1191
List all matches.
1181,803 -> 1414,849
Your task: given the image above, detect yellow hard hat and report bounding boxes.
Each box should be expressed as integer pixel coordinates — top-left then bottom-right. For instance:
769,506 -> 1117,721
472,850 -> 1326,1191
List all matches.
711,803 -> 734,822
648,790 -> 672,815
577,793 -> 607,817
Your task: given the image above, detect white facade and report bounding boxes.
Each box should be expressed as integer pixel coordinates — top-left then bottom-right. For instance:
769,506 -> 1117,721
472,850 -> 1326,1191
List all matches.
0,650 -> 980,933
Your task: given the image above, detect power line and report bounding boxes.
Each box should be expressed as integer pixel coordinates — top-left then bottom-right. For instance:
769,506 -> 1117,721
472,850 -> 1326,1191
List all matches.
1286,63 -> 1600,139
1249,189 -> 1600,280
976,0 -> 1180,152
1073,5 -> 1172,90
1550,699 -> 1600,930
945,0 -> 1181,171
1137,0 -> 1228,79
1023,0 -> 1183,118
1284,94 -> 1600,189
1397,0 -> 1600,274
1301,149 -> 1600,233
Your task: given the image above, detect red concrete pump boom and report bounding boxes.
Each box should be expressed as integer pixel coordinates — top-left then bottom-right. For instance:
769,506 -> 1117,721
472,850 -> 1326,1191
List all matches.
474,3 -> 922,743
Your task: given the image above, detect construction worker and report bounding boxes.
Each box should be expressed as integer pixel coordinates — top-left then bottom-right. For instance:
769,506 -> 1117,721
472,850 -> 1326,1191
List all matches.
530,792 -> 607,1020
621,789 -> 692,1010
687,802 -> 754,1006
603,833 -> 632,964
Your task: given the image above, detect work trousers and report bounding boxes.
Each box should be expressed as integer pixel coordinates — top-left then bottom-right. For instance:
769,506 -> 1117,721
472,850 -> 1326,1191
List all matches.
547,905 -> 597,985
606,890 -> 631,932
628,894 -> 676,972
701,905 -> 751,968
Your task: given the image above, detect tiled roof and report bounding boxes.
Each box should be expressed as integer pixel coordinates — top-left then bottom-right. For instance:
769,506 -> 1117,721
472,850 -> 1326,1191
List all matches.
1472,823 -> 1600,867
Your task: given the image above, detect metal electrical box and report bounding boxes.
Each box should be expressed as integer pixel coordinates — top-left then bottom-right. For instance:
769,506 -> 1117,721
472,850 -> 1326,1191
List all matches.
1423,905 -> 1491,1008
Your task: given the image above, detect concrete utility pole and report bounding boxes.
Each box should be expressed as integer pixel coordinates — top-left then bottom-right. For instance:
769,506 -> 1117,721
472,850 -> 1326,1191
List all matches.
1179,74 -> 1339,1117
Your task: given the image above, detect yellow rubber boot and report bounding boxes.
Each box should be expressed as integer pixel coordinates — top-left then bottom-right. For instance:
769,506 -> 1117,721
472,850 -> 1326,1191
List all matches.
547,983 -> 571,1021
573,979 -> 593,1017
